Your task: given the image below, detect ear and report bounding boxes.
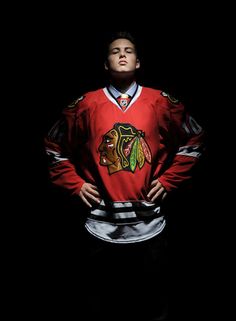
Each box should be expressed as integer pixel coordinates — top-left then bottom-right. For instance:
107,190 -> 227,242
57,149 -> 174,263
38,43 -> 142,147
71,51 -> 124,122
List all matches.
136,58 -> 140,69
104,61 -> 109,70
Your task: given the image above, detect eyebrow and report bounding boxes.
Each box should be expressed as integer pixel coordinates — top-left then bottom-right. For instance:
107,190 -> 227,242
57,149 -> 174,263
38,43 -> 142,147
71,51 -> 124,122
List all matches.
110,46 -> 135,51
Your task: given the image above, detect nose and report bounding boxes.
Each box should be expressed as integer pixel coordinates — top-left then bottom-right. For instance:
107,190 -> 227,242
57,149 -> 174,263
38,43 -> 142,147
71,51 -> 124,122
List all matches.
98,143 -> 103,152
119,50 -> 126,58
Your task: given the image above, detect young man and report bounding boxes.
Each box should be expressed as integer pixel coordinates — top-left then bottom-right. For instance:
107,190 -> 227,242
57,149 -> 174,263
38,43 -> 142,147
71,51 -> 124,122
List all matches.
45,31 -> 205,320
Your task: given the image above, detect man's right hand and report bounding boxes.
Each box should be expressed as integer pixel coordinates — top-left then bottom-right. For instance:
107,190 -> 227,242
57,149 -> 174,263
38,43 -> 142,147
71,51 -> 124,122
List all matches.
79,183 -> 101,208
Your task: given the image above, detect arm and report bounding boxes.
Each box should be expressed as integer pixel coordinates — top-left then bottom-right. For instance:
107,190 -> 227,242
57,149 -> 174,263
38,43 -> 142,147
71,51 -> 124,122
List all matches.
44,101 -> 101,207
148,93 -> 205,201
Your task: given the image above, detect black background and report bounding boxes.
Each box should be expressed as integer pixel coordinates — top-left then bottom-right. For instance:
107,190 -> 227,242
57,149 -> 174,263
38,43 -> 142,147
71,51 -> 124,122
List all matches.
5,5 -> 229,319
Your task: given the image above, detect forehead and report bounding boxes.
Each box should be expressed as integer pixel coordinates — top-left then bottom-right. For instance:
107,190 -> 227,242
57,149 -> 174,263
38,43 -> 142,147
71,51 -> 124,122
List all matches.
109,38 -> 135,50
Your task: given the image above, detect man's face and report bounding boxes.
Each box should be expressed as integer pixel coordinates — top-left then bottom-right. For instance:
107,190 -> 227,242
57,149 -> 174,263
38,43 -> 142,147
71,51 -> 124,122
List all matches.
105,38 -> 140,74
98,129 -> 119,166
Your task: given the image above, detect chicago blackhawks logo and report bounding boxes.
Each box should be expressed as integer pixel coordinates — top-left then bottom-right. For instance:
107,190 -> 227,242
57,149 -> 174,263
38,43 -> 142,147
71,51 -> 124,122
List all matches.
98,123 -> 152,175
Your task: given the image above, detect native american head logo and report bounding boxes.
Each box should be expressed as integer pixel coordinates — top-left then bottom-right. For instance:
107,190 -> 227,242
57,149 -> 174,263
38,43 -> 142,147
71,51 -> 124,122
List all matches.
98,123 -> 152,174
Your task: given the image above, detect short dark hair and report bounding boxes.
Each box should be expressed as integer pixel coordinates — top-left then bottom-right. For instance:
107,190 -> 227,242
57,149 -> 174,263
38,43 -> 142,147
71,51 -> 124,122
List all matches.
104,31 -> 138,58
107,31 -> 136,46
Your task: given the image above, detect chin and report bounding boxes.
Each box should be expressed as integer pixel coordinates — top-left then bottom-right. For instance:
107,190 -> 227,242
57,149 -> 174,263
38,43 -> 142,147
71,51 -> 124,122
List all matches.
111,70 -> 135,78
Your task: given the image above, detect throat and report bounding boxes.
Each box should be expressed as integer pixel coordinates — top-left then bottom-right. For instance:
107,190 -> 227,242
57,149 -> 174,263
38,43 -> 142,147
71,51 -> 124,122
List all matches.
110,77 -> 136,93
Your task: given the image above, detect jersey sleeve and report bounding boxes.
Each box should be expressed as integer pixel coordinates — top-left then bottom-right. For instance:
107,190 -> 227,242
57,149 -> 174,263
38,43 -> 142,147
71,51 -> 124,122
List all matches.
156,92 -> 205,192
44,98 -> 85,196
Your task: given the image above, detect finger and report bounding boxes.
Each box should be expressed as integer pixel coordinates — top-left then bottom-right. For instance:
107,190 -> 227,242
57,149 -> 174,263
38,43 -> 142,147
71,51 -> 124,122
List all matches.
79,192 -> 92,208
85,185 -> 101,197
82,187 -> 101,200
88,188 -> 101,197
83,188 -> 101,202
88,184 -> 99,190
162,192 -> 168,200
147,185 -> 163,198
86,193 -> 101,204
150,179 -> 158,187
150,188 -> 165,202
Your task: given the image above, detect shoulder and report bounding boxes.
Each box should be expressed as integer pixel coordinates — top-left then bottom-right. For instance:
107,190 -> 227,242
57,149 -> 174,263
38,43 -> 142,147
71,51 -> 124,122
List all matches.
141,86 -> 181,105
141,86 -> 162,98
65,88 -> 104,112
66,95 -> 87,109
159,91 -> 181,105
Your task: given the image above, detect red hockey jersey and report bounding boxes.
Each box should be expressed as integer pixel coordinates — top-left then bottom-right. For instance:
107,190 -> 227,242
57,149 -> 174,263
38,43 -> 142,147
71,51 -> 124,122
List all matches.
45,85 -> 204,243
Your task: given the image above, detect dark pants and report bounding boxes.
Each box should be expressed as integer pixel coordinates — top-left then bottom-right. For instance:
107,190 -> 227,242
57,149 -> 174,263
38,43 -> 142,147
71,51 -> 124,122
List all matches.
79,228 -> 168,321
41,225 -> 168,320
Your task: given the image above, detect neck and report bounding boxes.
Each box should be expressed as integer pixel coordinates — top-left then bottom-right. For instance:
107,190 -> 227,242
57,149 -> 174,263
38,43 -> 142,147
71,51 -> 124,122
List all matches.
109,72 -> 136,93
110,79 -> 136,93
